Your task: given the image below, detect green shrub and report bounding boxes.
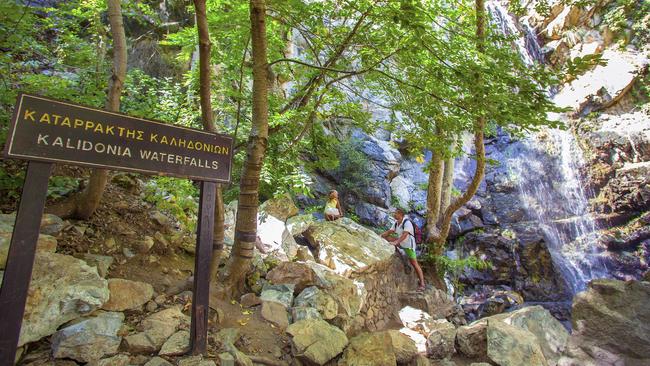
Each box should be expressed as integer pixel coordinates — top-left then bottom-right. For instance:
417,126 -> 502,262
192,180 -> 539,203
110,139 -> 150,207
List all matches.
144,177 -> 198,232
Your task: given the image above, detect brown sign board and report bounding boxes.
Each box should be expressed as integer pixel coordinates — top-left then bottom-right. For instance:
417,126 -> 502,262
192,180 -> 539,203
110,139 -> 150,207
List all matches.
4,93 -> 233,183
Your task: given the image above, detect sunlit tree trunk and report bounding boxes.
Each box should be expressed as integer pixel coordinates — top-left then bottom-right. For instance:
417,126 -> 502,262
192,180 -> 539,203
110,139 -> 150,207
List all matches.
48,0 -> 126,220
221,0 -> 269,298
439,157 -> 454,219
426,152 -> 443,238
430,0 -> 487,256
193,0 -> 226,283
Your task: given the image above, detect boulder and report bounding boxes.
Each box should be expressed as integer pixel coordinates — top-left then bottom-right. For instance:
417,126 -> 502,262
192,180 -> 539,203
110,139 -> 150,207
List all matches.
553,49 -> 649,115
144,357 -> 173,366
159,330 -> 190,356
294,286 -> 338,320
1,232 -> 57,270
86,354 -> 130,366
387,329 -> 419,364
82,254 -> 114,278
291,307 -> 322,322
177,356 -> 217,366
124,306 -> 190,353
390,176 -> 412,210
487,319 -> 548,366
260,284 -> 294,328
302,218 -> 393,276
286,319 -> 348,365
19,253 -> 109,346
286,214 -> 316,236
304,262 -> 365,324
426,319 -> 457,360
339,331 -> 397,366
399,287 -> 464,324
51,311 -> 124,363
259,193 -> 299,221
497,306 -> 568,365
570,279 -> 650,364
266,262 -> 317,294
102,278 -> 154,311
456,321 -> 488,359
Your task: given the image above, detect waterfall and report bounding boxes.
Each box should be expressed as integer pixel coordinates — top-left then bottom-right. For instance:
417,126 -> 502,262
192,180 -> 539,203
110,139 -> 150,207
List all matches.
485,1 -> 610,294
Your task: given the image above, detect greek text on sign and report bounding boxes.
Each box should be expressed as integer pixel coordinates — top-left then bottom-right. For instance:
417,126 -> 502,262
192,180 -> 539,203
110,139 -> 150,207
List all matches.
4,94 -> 233,182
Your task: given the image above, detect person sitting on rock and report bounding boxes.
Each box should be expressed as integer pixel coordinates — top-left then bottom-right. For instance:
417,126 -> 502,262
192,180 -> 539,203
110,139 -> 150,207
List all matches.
380,208 -> 426,291
324,190 -> 343,221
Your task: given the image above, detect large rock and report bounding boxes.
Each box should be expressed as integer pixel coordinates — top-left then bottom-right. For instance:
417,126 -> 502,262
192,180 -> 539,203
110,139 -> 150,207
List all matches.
302,218 -> 394,276
0,232 -> 57,270
123,306 -> 190,353
552,49 -> 649,115
339,332 -> 399,366
294,286 -> 338,320
159,330 -> 190,356
102,278 -> 154,311
497,306 -> 568,365
456,321 -> 488,359
487,319 -> 548,366
259,193 -> 299,221
570,279 -> 650,364
19,253 -> 109,346
51,312 -> 124,363
260,284 -> 294,328
266,262 -> 317,294
286,319 -> 348,365
426,320 -> 457,360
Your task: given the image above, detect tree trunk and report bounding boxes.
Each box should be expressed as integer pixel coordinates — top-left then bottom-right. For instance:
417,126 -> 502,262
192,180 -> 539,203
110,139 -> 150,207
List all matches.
430,0 -> 487,255
439,157 -> 454,219
425,152 -> 443,240
221,0 -> 269,298
48,0 -> 126,220
193,0 -> 227,283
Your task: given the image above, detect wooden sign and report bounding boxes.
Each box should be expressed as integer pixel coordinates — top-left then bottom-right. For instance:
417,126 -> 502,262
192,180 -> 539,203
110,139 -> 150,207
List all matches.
5,93 -> 233,182
0,94 -> 227,364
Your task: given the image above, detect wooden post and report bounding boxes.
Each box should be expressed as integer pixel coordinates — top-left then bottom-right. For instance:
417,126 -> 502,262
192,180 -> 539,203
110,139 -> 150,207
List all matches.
0,161 -> 53,365
190,181 -> 216,355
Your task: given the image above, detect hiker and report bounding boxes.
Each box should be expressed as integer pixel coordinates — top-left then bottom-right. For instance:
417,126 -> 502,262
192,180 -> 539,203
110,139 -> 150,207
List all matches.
324,189 -> 343,221
380,208 -> 426,291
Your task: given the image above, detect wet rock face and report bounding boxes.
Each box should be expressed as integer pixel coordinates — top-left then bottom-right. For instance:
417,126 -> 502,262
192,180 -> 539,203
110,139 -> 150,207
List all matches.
457,231 -> 570,302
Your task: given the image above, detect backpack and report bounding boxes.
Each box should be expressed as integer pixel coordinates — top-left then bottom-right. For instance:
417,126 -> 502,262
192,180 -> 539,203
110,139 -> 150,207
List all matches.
400,218 -> 423,245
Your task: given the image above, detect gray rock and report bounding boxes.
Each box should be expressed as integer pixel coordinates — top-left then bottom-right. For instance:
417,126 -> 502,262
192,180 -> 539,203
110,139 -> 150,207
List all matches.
260,283 -> 295,308
266,262 -> 317,294
487,319 -> 547,366
86,354 -> 130,366
291,307 -> 322,322
177,355 -> 217,366
144,357 -> 173,366
1,232 -> 57,270
456,321 -> 488,359
571,279 -> 650,364
39,214 -> 65,236
286,319 -> 348,365
124,306 -> 190,353
261,301 -> 290,329
259,193 -> 299,221
158,330 -> 190,356
51,311 -> 124,363
83,254 -> 114,278
219,353 -> 235,366
426,319 -> 457,359
19,253 -> 109,347
294,286 -> 338,320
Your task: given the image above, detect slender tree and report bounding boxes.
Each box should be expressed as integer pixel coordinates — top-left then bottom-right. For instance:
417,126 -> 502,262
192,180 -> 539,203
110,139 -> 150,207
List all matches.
221,0 -> 269,297
48,0 -> 126,220
193,0 -> 227,283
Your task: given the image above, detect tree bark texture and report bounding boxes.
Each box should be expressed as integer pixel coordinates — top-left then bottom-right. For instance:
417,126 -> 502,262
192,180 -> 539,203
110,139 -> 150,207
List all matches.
222,0 -> 269,298
429,0 -> 487,255
426,152 -> 443,239
48,0 -> 126,220
439,157 -> 454,219
193,0 -> 227,282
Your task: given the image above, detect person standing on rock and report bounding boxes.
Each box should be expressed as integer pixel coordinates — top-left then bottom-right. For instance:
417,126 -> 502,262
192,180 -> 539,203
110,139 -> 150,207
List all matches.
324,190 -> 343,221
381,208 -> 426,291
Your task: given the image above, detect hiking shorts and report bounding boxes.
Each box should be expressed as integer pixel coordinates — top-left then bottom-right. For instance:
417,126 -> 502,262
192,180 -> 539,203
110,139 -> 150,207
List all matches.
402,247 -> 417,259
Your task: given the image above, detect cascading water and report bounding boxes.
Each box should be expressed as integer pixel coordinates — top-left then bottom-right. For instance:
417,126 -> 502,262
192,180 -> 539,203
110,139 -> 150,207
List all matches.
482,1 -> 610,294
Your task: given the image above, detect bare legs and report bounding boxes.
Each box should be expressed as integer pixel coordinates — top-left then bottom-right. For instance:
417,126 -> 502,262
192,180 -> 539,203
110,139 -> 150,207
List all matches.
409,258 -> 426,290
